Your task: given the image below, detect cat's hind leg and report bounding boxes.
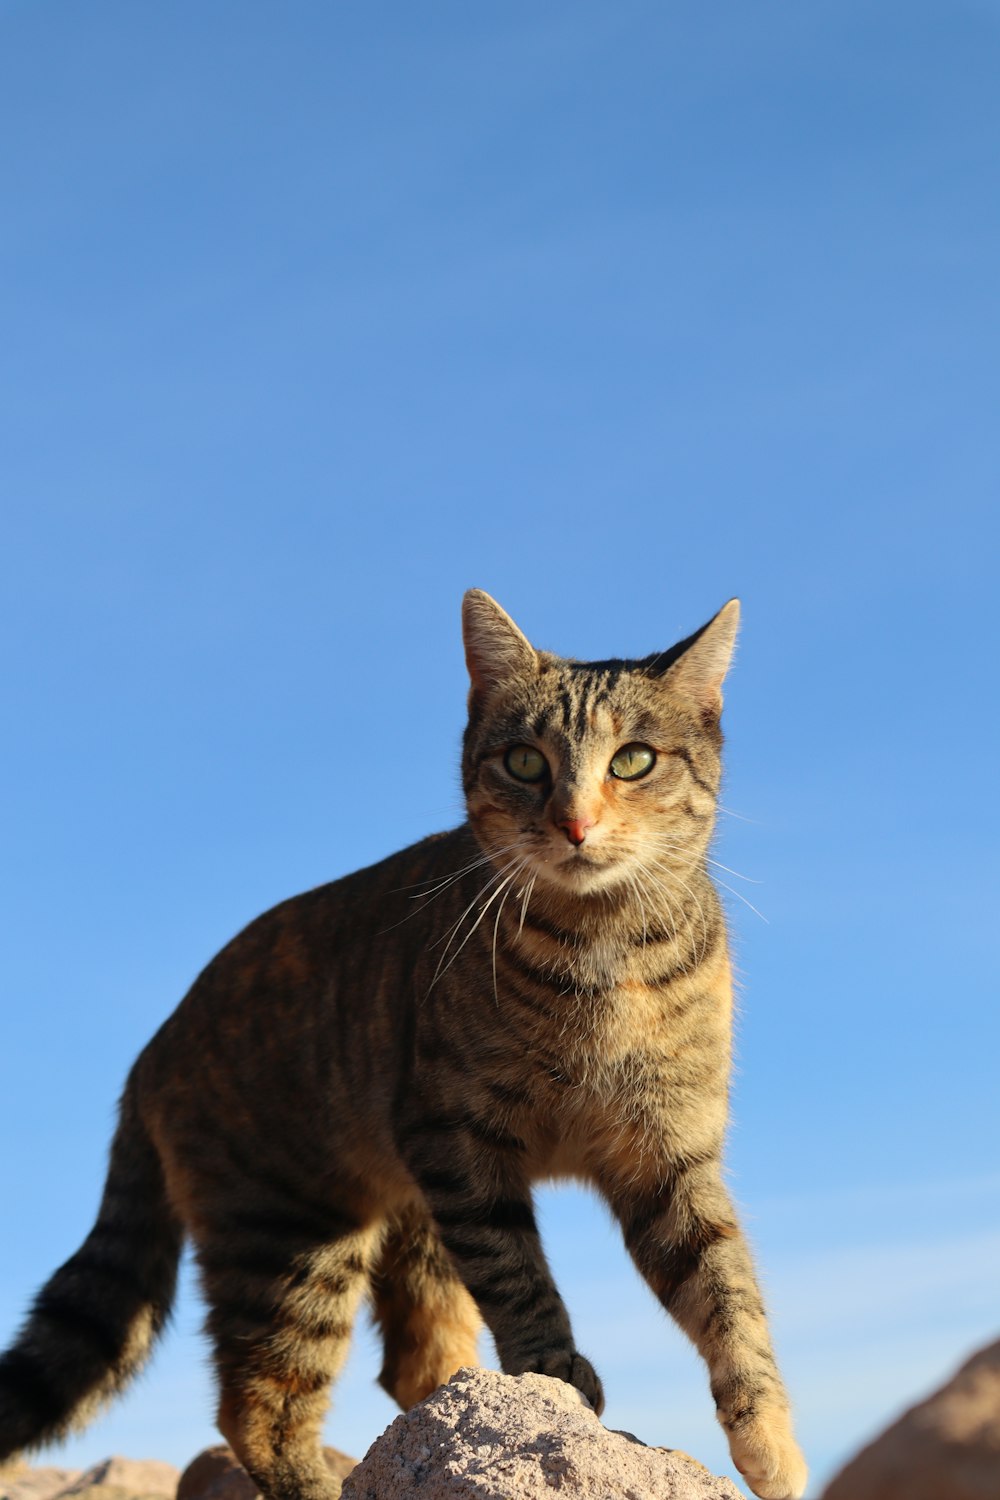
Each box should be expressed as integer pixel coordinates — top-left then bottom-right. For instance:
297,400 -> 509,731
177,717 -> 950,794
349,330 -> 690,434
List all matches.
196,1210 -> 378,1500
370,1206 -> 481,1409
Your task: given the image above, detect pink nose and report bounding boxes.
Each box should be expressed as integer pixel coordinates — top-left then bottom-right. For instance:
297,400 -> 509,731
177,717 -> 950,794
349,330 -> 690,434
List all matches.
558,816 -> 594,847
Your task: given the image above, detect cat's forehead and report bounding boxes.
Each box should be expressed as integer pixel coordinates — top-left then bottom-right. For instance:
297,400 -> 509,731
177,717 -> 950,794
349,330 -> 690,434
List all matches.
511,656 -> 679,744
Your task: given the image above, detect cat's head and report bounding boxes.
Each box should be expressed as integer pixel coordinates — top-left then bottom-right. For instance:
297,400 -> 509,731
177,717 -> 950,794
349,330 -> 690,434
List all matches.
461,591 -> 738,898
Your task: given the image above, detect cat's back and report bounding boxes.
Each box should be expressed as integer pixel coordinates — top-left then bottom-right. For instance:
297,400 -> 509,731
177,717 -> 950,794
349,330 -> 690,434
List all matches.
133,825 -> 475,1124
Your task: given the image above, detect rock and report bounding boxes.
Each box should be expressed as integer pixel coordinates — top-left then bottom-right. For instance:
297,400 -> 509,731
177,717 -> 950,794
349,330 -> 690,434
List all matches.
57,1459 -> 179,1500
341,1366 -> 743,1499
1,1459 -> 178,1500
177,1446 -> 356,1500
822,1335 -> 1000,1500
0,1465 -> 82,1500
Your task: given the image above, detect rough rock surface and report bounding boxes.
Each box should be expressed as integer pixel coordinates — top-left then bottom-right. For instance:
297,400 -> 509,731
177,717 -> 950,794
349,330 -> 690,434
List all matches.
0,1460 -> 178,1500
177,1446 -> 357,1500
341,1366 -> 742,1499
822,1335 -> 1000,1500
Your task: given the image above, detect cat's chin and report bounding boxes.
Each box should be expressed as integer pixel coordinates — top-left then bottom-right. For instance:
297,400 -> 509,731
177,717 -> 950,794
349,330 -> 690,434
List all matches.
535,853 -> 627,896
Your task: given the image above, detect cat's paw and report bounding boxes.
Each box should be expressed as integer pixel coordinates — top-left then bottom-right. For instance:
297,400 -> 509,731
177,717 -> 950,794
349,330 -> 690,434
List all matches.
728,1415 -> 808,1500
533,1349 -> 605,1415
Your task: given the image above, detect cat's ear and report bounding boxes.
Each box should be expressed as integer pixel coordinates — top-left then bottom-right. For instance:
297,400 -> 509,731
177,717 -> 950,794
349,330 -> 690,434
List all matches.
462,590 -> 537,693
662,599 -> 740,717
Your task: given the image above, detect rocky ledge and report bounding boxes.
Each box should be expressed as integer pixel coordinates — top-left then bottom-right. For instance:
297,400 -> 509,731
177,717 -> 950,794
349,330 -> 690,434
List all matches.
1,1370 -> 738,1500
7,1333 -> 1000,1500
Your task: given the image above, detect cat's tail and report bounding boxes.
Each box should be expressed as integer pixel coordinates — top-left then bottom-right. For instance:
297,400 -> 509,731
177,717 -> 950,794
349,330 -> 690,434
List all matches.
0,1076 -> 183,1461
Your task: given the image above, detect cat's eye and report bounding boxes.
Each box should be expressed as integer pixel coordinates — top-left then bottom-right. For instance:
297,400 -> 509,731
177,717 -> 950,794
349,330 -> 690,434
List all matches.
610,743 -> 656,780
504,745 -> 548,783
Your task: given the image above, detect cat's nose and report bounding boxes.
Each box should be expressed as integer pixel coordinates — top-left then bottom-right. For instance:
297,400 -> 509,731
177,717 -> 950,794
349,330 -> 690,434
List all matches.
558,816 -> 594,847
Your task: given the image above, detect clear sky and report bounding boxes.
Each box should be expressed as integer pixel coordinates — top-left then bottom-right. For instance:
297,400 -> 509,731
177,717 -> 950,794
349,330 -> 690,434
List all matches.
2,4 -> 998,1496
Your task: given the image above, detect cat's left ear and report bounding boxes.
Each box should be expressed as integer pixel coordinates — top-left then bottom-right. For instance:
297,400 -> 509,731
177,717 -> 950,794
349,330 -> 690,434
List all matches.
664,599 -> 740,717
462,589 -> 538,693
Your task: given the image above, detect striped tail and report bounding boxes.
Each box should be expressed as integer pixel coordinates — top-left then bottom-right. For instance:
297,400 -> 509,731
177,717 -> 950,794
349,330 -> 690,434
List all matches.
0,1080 -> 183,1460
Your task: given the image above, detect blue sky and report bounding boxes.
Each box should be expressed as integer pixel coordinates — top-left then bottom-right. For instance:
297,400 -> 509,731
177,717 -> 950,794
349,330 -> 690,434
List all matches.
2,3 -> 998,1495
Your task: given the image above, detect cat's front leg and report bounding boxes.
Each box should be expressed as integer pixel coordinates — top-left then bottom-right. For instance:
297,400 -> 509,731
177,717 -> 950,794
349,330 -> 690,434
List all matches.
401,1113 -> 604,1414
600,1153 -> 807,1500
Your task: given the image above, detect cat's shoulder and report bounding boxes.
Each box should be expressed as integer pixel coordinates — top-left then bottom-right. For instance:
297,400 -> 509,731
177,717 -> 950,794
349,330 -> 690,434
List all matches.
202,824 -> 475,965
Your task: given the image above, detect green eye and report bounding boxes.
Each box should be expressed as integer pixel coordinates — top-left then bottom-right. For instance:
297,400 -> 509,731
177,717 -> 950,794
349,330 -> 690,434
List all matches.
504,745 -> 548,783
610,743 -> 656,780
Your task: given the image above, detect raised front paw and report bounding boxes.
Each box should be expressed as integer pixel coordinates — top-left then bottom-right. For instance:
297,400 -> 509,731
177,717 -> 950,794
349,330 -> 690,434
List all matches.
531,1349 -> 605,1416
728,1413 -> 808,1500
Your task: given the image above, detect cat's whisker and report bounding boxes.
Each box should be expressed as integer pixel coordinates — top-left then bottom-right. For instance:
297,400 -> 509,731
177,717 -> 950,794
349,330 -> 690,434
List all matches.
642,833 -> 762,888
428,864 -> 524,990
637,851 -> 711,965
403,840 -> 532,901
517,874 -> 537,939
407,865 -> 490,902
632,860 -> 689,974
706,859 -> 762,885
636,837 -> 702,879
642,835 -> 768,924
393,856 -> 493,896
492,859 -> 529,1005
717,803 -> 760,824
377,841 -> 532,938
626,870 -> 649,951
377,874 -> 493,938
427,855 -> 524,961
712,879 -> 769,924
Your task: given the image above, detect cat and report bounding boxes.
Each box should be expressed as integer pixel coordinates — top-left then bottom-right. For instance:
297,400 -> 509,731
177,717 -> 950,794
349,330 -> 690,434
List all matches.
0,591 -> 807,1500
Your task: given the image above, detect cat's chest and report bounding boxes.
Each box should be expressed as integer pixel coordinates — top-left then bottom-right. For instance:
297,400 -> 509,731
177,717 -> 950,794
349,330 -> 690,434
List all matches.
504,927 -> 727,1091
499,960 -> 705,1099
509,921 -> 689,1018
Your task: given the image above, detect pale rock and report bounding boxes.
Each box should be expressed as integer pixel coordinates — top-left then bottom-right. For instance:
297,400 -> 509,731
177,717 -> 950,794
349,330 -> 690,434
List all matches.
822,1335 -> 1000,1500
341,1366 -> 743,1499
0,1465 -> 82,1500
1,1459 -> 178,1500
58,1459 -> 179,1500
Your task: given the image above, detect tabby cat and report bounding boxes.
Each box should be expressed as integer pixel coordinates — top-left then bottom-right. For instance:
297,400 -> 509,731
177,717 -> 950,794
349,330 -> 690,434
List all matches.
0,592 -> 807,1500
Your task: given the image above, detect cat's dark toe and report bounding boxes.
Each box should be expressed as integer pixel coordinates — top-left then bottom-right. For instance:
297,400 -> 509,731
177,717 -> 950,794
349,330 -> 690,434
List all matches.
534,1349 -> 605,1415
570,1353 -> 605,1415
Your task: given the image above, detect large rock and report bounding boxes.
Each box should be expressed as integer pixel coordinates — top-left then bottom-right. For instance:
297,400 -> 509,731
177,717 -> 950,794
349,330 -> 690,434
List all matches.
177,1446 -> 356,1500
822,1335 -> 1000,1500
341,1366 -> 742,1499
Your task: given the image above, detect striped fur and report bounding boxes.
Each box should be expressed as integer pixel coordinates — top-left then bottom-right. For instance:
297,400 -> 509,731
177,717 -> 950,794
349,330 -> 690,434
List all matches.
0,592 -> 806,1500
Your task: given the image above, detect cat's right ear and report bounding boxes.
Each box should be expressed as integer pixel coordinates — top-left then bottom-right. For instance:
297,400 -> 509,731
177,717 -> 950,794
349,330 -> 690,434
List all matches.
462,590 -> 538,693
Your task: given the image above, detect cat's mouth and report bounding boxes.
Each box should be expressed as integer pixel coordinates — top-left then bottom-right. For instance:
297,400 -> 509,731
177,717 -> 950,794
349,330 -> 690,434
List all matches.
560,849 -> 603,871
534,846 -> 623,892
